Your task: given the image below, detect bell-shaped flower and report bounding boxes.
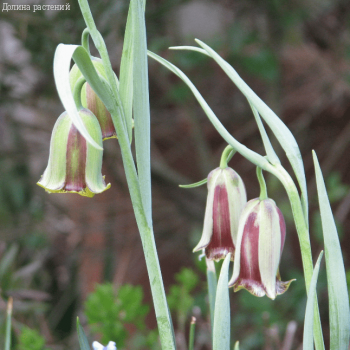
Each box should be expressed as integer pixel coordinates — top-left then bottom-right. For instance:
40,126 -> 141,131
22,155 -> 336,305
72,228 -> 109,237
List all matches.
70,58 -> 117,140
37,109 -> 111,198
92,341 -> 117,350
193,167 -> 247,261
228,198 -> 294,299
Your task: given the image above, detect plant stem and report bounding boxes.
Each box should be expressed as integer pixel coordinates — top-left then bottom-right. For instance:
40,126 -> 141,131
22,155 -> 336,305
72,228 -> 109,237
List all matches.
73,76 -> 86,110
189,317 -> 196,350
267,163 -> 325,350
219,145 -> 235,169
256,167 -> 268,200
5,297 -> 13,350
81,28 -> 90,54
77,1 -> 175,349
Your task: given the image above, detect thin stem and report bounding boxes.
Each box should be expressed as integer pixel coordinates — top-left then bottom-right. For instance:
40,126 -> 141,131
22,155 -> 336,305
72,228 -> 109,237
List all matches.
73,76 -> 86,110
81,28 -> 90,54
220,145 -> 235,169
4,297 -> 13,350
77,1 -> 175,349
206,258 -> 217,333
256,167 -> 268,200
189,317 -> 196,350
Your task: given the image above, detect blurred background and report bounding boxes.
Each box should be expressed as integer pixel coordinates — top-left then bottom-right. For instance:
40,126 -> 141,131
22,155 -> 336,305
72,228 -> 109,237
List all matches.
1,0 -> 350,349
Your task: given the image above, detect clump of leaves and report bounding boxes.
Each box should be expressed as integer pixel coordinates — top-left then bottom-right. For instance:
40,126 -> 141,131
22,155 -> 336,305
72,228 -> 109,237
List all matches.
84,283 -> 151,348
18,326 -> 51,350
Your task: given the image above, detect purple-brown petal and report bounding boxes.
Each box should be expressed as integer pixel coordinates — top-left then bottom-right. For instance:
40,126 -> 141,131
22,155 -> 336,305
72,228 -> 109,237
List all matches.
205,184 -> 235,261
86,83 -> 116,140
64,123 -> 87,192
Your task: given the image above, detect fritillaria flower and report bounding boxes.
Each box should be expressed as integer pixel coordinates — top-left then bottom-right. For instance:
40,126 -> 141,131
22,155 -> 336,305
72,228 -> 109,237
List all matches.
92,341 -> 117,350
37,109 -> 110,197
70,58 -> 117,140
193,167 -> 247,261
228,198 -> 294,299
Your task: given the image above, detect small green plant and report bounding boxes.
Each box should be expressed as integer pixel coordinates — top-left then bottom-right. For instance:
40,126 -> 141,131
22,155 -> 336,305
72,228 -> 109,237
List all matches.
18,326 -> 51,350
84,283 -> 153,348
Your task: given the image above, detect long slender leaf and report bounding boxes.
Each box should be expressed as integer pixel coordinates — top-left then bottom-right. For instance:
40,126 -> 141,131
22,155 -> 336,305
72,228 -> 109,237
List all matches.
234,341 -> 240,350
313,151 -> 350,350
77,317 -> 91,350
147,51 -> 270,171
303,251 -> 324,350
119,4 -> 134,143
206,258 -> 217,330
132,0 -> 152,226
213,254 -> 231,350
172,40 -> 309,226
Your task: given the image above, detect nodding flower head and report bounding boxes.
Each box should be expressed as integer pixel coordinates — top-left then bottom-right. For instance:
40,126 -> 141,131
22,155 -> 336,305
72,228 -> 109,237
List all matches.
193,167 -> 247,261
37,109 -> 111,198
70,58 -> 117,140
228,198 -> 294,299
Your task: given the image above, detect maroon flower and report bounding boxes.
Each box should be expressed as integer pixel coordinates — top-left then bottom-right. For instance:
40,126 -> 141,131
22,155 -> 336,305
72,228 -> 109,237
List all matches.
193,167 -> 247,261
228,198 -> 294,299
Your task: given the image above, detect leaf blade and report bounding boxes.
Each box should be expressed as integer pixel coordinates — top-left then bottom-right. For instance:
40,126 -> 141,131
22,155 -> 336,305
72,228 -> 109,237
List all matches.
77,317 -> 91,350
313,151 -> 350,350
213,254 -> 231,350
303,251 -> 324,350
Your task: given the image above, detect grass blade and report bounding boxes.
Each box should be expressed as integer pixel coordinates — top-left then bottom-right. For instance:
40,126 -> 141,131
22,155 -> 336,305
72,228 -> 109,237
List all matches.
213,254 -> 231,350
303,251 -> 324,350
132,0 -> 152,225
313,151 -> 350,350
77,317 -> 91,350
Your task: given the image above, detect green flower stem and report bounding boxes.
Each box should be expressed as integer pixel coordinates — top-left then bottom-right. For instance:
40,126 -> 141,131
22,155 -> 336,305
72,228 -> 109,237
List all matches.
77,1 -> 175,349
81,28 -> 90,54
267,163 -> 325,350
189,317 -> 196,350
72,76 -> 86,110
219,145 -> 235,169
4,297 -> 13,350
256,167 -> 268,200
206,258 -> 217,334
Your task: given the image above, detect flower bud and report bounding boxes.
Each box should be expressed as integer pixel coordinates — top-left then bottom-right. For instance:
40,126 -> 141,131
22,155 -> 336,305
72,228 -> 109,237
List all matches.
70,58 -> 117,140
37,109 -> 111,197
228,198 -> 294,299
193,167 -> 247,261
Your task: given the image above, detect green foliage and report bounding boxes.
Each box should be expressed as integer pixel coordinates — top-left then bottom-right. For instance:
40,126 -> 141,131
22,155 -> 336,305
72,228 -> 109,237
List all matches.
17,327 -> 51,350
84,283 -> 150,347
167,268 -> 199,333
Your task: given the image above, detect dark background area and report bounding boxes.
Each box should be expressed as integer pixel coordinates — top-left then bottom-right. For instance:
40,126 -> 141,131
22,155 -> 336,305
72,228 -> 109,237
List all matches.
1,0 -> 350,349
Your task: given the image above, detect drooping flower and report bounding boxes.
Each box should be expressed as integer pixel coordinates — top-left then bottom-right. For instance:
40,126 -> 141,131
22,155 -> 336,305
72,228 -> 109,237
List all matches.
228,198 -> 294,299
92,341 -> 117,350
193,167 -> 247,261
37,109 -> 110,198
70,58 -> 117,140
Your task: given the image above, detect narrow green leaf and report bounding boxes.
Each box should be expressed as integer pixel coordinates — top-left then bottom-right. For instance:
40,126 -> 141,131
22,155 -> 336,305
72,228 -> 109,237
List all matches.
132,0 -> 152,226
234,341 -> 240,350
248,102 -> 280,165
179,40 -> 309,226
213,254 -> 231,350
189,317 -> 196,350
77,317 -> 91,350
206,258 -> 217,331
179,178 -> 207,188
54,44 -> 102,150
313,151 -> 350,350
303,251 -> 324,350
147,51 -> 270,171
4,297 -> 13,350
119,4 -> 134,143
